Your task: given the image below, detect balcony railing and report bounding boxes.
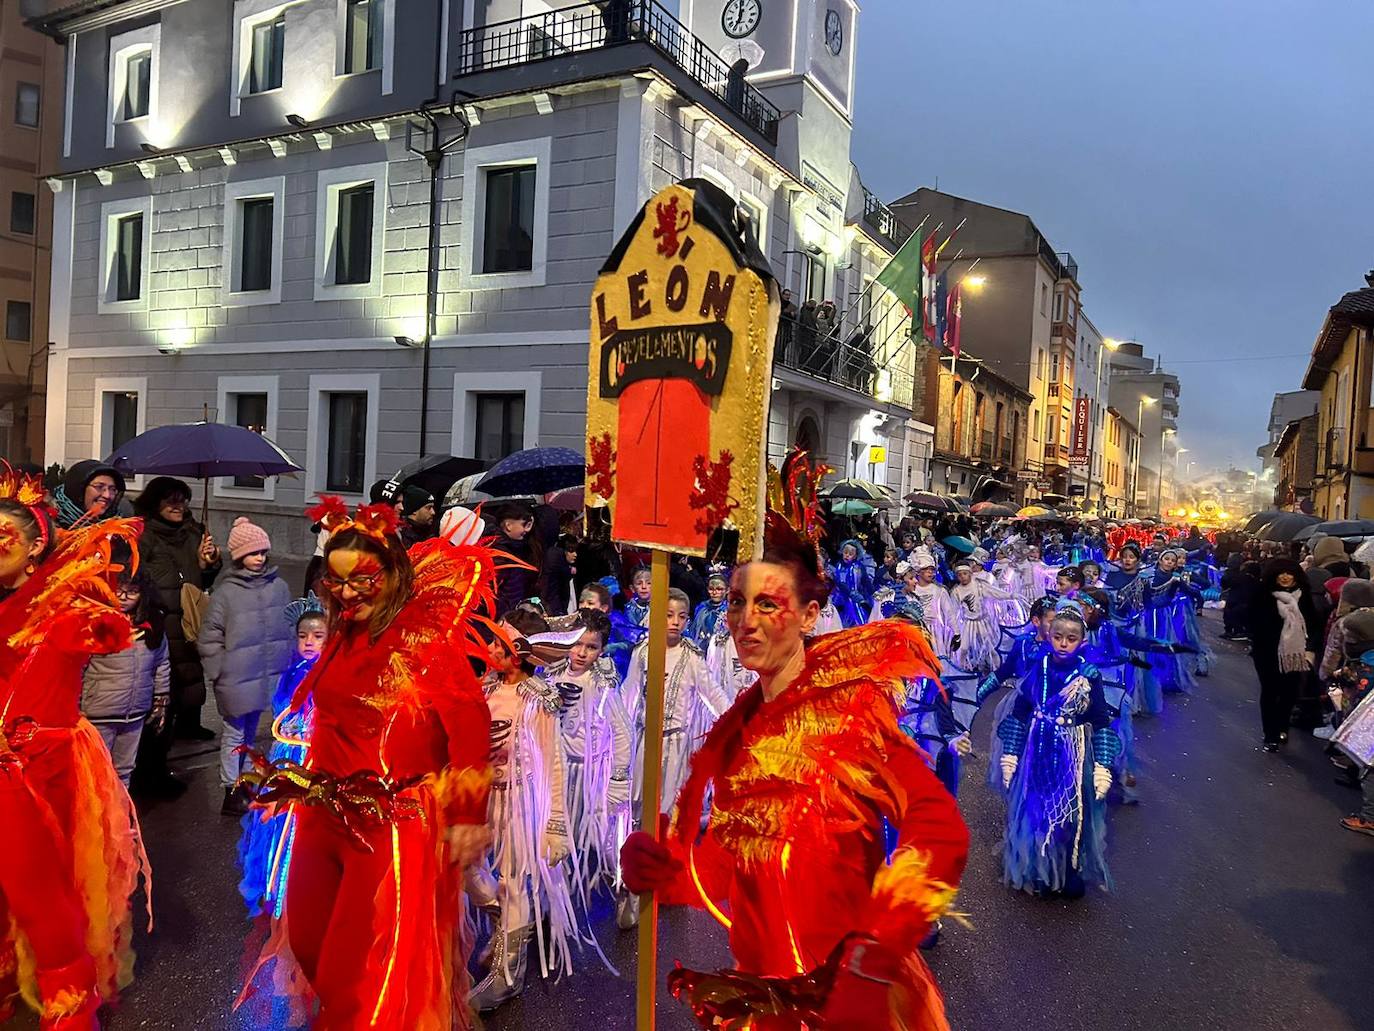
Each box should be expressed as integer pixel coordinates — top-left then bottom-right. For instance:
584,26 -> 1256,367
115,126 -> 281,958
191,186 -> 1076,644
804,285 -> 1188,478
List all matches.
860,186 -> 913,251
456,0 -> 780,144
774,312 -> 913,410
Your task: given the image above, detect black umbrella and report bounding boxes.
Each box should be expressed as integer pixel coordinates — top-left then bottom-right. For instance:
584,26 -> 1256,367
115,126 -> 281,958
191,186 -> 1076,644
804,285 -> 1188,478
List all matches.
477,446 -> 584,498
821,478 -> 893,502
1295,519 -> 1374,542
906,491 -> 957,512
1255,512 -> 1321,542
1244,510 -> 1284,534
384,454 -> 486,502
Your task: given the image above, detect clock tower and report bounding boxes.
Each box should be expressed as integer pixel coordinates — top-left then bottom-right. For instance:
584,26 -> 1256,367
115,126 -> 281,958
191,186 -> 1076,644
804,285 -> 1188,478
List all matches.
682,0 -> 859,215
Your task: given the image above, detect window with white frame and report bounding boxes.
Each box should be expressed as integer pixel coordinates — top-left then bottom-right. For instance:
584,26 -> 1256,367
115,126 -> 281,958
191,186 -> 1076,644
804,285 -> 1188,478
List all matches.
460,138 -> 551,289
216,376 -> 279,497
222,177 -> 285,305
93,378 -> 147,459
98,197 -> 152,313
106,24 -> 160,148
314,162 -> 387,298
308,374 -> 379,498
231,1 -> 301,115
739,192 -> 767,252
342,0 -> 382,72
452,372 -> 541,461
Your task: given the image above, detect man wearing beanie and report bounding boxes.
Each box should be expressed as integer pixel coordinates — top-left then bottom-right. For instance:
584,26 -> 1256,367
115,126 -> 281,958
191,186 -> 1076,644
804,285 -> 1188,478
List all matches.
398,485 -> 436,549
197,516 -> 293,814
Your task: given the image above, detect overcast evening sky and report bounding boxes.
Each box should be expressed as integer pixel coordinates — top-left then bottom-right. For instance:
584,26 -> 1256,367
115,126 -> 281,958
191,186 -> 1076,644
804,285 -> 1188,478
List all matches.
849,0 -> 1374,474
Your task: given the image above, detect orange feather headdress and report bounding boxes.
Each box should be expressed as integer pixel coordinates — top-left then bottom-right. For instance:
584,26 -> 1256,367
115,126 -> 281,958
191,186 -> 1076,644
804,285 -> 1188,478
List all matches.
0,463 -> 56,553
307,494 -> 400,545
764,449 -> 831,578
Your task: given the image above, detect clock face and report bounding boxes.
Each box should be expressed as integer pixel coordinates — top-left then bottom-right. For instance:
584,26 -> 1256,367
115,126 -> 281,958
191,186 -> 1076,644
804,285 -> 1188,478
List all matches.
722,0 -> 761,39
825,9 -> 843,55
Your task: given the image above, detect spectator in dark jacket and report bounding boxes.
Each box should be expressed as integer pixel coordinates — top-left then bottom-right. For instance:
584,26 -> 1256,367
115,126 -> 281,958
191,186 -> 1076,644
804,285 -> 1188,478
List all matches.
541,533 -> 577,616
198,517 -> 293,814
132,477 -> 222,797
82,567 -> 170,786
51,459 -> 125,529
489,501 -> 542,614
1221,555 -> 1260,639
397,486 -> 437,550
1248,558 -> 1325,751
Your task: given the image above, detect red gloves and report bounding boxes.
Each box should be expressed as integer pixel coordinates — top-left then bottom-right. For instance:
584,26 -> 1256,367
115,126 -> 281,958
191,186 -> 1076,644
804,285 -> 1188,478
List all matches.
620,830 -> 684,894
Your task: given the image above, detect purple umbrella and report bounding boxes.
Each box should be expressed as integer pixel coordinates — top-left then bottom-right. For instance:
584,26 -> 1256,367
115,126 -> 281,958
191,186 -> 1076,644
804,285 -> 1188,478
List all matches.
107,421 -> 301,520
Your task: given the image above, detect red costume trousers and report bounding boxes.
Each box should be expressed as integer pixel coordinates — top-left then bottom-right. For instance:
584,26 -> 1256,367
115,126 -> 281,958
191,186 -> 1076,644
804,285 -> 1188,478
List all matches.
285,806 -> 462,1031
0,733 -> 92,987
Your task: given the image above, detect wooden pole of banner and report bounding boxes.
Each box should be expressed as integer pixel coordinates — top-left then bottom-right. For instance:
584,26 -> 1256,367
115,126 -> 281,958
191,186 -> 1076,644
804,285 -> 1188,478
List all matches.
635,548 -> 671,1030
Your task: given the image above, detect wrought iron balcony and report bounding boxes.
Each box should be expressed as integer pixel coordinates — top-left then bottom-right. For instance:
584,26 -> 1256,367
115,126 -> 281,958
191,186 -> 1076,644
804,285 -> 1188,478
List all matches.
860,186 -> 913,252
774,313 -> 914,410
456,0 -> 780,144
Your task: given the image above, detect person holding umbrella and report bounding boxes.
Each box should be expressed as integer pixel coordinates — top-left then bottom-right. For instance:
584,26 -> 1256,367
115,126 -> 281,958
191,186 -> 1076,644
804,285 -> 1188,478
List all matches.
132,477 -> 221,765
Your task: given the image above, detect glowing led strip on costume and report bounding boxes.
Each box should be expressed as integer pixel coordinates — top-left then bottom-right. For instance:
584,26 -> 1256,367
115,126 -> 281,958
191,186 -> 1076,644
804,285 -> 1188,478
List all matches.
688,844 -> 731,930
779,842 -> 806,974
369,710 -> 405,1025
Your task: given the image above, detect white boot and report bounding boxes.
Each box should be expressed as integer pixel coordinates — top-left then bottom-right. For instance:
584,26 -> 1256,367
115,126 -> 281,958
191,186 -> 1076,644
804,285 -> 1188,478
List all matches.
470,924 -> 531,1012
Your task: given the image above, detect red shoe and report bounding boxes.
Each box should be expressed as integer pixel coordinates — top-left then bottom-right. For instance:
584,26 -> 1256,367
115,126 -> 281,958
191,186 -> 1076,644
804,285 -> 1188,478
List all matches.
1341,815 -> 1374,837
36,958 -> 100,1031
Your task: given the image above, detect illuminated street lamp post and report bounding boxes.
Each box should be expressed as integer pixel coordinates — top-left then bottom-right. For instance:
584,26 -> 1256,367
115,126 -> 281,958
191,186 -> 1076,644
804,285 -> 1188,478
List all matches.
1133,395 -> 1157,516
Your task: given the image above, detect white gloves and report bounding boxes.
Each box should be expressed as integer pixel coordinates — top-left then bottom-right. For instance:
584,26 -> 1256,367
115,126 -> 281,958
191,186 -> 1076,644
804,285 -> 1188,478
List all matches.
544,828 -> 570,866
950,733 -> 973,757
1327,686 -> 1344,710
1000,754 -> 1019,788
1093,764 -> 1112,801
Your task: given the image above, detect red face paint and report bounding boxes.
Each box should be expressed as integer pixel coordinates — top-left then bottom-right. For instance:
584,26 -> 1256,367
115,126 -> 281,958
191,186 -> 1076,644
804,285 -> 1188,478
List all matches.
727,563 -> 809,676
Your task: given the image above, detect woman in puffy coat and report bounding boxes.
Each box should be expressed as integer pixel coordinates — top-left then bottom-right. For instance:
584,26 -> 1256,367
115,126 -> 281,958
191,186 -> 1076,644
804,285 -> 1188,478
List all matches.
81,566 -> 171,786
198,517 -> 292,815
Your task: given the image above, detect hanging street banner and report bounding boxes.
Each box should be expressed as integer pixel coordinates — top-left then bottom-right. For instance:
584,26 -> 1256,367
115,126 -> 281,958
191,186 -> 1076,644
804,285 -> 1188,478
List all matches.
1071,395 -> 1091,463
586,180 -> 779,557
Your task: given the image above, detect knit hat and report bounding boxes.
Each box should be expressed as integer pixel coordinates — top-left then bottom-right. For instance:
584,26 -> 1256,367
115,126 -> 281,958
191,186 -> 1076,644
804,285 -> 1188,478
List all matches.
228,516 -> 271,560
1340,578 -> 1374,610
1342,608 -> 1374,658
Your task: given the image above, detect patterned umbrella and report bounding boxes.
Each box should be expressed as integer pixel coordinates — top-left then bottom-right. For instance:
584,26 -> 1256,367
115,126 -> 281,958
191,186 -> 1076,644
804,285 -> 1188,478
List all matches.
970,502 -> 1017,517
476,447 -> 584,498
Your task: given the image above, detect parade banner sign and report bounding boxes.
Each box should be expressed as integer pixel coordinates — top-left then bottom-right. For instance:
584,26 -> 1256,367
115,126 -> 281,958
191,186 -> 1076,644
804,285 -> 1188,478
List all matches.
586,180 -> 779,557
1070,395 -> 1091,465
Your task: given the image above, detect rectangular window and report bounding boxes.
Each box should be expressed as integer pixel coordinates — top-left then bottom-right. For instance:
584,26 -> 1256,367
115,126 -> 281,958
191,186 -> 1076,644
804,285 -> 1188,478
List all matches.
5,301 -> 30,341
249,14 -> 286,93
108,392 -> 139,452
474,393 -> 525,462
240,197 -> 275,291
343,0 -> 382,73
334,182 -> 374,285
326,392 -> 368,493
1053,292 -> 1063,321
1040,283 -> 1048,316
482,166 -> 535,274
122,52 -> 150,119
114,213 -> 144,301
15,83 -> 39,127
231,392 -> 270,488
10,192 -> 35,235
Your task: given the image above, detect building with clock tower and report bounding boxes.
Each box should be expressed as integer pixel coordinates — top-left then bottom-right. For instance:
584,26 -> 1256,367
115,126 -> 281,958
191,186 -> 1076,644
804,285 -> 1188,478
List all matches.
34,0 -> 932,552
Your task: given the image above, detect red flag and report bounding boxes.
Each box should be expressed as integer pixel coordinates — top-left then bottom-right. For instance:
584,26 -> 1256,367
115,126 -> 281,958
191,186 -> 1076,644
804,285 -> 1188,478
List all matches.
920,233 -> 938,338
947,281 -> 962,358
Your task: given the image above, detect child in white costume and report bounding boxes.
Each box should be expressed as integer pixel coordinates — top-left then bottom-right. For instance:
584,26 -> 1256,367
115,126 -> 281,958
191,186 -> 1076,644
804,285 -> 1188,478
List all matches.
950,559 -> 1016,673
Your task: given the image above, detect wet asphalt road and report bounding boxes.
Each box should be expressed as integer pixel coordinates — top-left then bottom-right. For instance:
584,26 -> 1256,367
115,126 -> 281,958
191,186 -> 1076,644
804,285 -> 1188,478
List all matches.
12,610 -> 1371,1030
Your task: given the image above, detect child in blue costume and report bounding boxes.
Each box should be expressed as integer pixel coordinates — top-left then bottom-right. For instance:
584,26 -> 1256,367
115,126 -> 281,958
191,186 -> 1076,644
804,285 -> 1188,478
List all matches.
828,539 -> 873,627
238,597 -> 326,917
685,567 -> 729,645
1138,548 -> 1205,712
996,601 -> 1121,897
979,597 -> 1056,792
606,571 -> 649,680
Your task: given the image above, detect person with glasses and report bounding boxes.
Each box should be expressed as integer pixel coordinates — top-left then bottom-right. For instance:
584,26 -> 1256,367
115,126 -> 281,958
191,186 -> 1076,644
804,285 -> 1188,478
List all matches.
131,477 -> 222,796
50,459 -> 126,529
237,496 -> 493,1029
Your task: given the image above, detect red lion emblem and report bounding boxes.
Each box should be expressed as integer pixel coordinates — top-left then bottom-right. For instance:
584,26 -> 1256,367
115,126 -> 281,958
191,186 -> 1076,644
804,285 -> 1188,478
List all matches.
653,195 -> 691,259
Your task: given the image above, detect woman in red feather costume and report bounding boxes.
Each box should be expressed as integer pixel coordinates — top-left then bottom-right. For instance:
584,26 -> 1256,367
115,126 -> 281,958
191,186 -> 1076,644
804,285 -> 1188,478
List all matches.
0,467 -> 148,1030
621,453 -> 970,1030
238,496 -> 495,1030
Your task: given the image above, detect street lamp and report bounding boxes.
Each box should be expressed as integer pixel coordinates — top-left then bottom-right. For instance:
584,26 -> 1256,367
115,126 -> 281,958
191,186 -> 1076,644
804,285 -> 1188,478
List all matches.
1175,447 -> 1189,473
1132,396 -> 1156,516
1158,427 -> 1177,516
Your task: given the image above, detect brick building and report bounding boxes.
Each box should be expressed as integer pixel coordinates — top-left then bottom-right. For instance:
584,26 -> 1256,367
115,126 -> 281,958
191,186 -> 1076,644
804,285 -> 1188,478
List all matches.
1273,412 -> 1318,511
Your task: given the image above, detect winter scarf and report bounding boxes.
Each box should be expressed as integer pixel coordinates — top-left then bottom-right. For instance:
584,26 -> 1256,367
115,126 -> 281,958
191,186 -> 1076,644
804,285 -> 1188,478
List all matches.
1273,589 -> 1311,673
